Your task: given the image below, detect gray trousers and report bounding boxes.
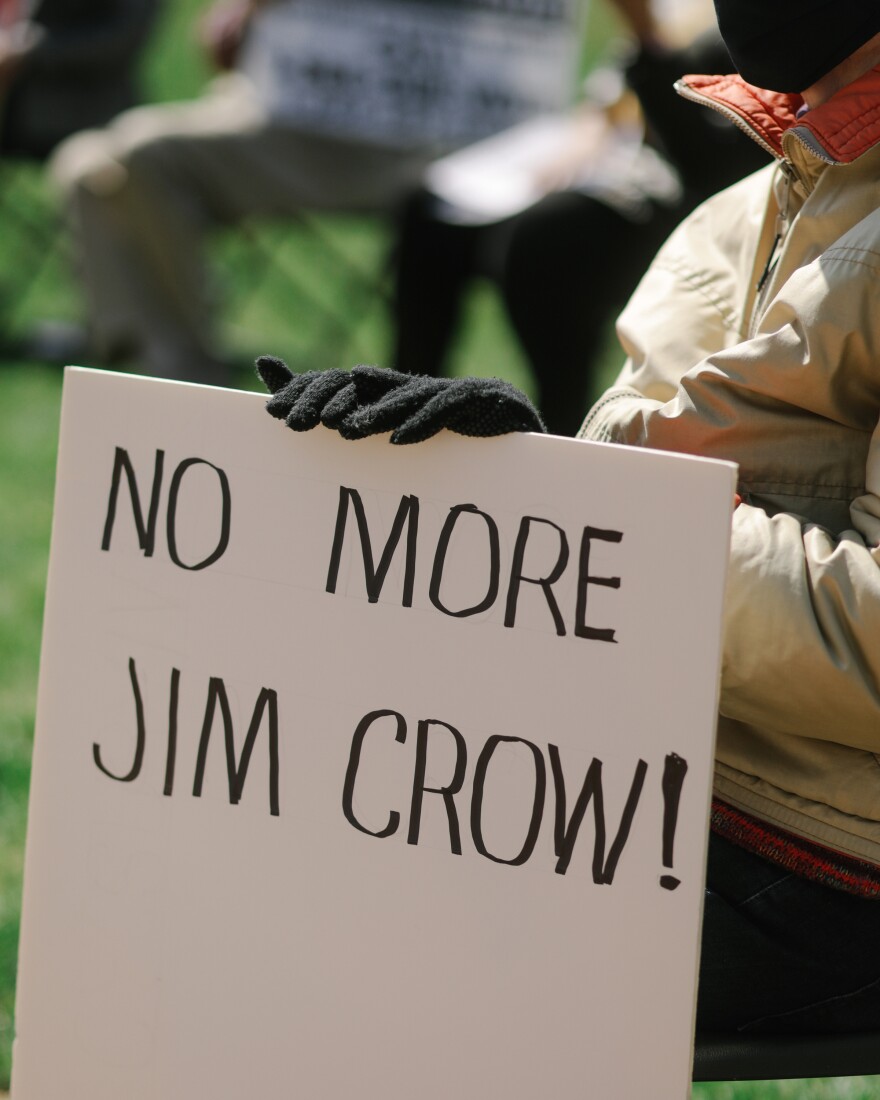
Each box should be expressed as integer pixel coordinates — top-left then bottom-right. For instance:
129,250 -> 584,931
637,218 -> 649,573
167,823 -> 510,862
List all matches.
51,74 -> 436,383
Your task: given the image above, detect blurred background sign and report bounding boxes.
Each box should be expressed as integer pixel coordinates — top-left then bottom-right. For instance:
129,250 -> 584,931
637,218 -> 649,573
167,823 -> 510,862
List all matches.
241,0 -> 585,149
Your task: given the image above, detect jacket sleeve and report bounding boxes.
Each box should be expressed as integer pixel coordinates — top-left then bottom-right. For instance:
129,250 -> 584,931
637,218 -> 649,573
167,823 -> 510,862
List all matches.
721,499 -> 880,749
581,191 -> 880,753
581,168 -> 773,443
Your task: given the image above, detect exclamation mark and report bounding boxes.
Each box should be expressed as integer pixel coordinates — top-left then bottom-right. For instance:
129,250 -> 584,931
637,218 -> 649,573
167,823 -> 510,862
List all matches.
660,753 -> 688,890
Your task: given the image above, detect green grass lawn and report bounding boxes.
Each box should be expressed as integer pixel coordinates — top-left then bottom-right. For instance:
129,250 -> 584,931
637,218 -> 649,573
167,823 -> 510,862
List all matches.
0,366 -> 61,1088
694,1081 -> 880,1099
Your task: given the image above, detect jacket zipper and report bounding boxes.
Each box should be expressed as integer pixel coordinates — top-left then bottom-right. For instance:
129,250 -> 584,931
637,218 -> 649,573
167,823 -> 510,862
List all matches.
673,80 -> 784,161
785,125 -> 840,166
750,168 -> 793,333
756,168 -> 792,295
673,80 -> 800,330
675,80 -> 845,167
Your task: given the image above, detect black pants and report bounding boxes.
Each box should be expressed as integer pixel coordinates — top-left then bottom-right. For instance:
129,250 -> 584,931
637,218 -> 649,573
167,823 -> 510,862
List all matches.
392,189 -> 677,436
697,833 -> 880,1034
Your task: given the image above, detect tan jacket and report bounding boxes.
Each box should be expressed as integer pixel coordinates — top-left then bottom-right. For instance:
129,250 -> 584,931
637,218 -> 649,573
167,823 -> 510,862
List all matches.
580,68 -> 880,865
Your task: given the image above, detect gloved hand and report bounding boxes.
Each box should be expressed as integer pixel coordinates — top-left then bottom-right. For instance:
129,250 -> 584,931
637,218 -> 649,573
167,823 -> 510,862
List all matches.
256,356 -> 546,444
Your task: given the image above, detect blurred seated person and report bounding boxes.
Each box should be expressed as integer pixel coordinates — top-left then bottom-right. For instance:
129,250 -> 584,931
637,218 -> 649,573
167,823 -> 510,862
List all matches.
50,0 -> 583,386
0,0 -> 159,158
392,0 -> 767,435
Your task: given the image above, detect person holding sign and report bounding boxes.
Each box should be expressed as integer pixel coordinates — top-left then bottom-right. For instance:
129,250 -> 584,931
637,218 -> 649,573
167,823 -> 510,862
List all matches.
257,0 -> 880,1037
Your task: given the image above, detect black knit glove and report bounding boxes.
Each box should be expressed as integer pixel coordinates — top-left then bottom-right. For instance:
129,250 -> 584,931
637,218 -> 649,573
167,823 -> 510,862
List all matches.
256,356 -> 546,444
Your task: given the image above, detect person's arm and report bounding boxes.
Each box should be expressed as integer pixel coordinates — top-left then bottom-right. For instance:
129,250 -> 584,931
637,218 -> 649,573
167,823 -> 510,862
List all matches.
718,250 -> 880,746
580,167 -> 766,444
603,0 -> 659,48
582,190 -> 880,752
198,0 -> 276,70
624,26 -> 770,196
719,496 -> 880,748
0,18 -> 41,90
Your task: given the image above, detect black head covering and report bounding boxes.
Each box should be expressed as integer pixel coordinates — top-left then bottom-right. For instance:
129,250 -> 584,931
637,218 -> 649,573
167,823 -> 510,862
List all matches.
713,0 -> 880,92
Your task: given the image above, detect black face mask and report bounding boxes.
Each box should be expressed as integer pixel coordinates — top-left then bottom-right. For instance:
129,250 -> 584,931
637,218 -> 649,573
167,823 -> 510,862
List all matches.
713,0 -> 880,92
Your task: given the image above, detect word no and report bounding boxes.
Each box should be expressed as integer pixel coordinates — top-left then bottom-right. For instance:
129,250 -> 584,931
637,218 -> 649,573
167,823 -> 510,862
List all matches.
102,447 -> 230,570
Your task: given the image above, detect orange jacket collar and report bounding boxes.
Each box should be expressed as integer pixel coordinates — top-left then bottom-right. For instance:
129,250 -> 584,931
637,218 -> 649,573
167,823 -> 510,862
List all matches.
679,66 -> 880,164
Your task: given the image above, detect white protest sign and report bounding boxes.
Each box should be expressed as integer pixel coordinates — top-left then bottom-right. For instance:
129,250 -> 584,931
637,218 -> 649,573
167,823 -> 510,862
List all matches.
240,0 -> 582,148
14,369 -> 735,1100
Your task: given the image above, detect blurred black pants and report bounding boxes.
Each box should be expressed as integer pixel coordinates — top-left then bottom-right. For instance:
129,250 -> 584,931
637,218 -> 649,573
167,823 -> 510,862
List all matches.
392,189 -> 677,436
697,833 -> 880,1034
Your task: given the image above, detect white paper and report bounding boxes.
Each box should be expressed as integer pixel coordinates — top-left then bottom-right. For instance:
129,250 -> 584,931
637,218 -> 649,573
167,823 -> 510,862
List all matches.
239,0 -> 582,148
425,112 -> 682,224
13,369 -> 736,1100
